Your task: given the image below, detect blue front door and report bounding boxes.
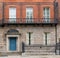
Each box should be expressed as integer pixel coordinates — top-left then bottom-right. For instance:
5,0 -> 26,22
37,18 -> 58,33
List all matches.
9,37 -> 17,51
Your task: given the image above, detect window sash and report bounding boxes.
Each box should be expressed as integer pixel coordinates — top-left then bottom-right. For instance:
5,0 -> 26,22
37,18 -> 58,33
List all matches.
43,8 -> 50,22
26,8 -> 33,19
43,32 -> 51,45
9,8 -> 16,22
26,32 -> 34,45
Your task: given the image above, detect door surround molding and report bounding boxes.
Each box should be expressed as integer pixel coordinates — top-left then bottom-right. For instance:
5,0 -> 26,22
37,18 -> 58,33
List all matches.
6,35 -> 20,52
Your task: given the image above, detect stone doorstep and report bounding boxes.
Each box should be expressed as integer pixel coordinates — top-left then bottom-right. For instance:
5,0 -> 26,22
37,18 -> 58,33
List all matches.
22,52 -> 55,56
7,52 -> 22,55
0,52 -> 7,56
0,52 -> 22,56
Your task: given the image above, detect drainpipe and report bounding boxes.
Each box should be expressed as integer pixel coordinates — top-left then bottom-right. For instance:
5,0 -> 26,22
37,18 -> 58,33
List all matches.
54,0 -> 58,55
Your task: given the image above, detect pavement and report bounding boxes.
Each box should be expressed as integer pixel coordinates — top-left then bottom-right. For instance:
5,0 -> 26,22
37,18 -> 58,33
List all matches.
0,55 -> 60,58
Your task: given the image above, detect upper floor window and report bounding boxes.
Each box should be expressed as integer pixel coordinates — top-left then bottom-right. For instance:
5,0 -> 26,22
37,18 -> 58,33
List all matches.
9,8 -> 16,22
43,7 -> 50,22
26,8 -> 33,23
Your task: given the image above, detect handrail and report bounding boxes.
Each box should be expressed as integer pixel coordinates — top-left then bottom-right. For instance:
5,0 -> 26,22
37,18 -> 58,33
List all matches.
3,18 -> 57,24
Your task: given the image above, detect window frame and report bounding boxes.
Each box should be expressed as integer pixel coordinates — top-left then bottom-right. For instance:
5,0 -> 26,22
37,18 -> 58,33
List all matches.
43,7 -> 50,22
26,32 -> 33,45
43,32 -> 51,45
9,7 -> 16,22
26,7 -> 33,22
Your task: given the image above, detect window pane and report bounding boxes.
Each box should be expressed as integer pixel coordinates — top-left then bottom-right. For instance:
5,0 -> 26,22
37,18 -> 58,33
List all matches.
26,8 -> 33,19
43,8 -> 50,22
26,32 -> 34,45
9,8 -> 16,22
43,8 -> 50,18
26,33 -> 29,45
31,33 -> 34,44
47,33 -> 51,45
43,32 -> 51,45
9,8 -> 16,18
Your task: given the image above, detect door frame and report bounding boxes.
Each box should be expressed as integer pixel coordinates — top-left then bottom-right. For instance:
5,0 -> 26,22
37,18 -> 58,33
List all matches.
6,35 -> 20,52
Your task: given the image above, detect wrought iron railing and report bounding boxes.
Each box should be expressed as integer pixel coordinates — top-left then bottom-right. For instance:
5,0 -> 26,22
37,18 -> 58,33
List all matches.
2,18 -> 57,24
0,2 -> 58,25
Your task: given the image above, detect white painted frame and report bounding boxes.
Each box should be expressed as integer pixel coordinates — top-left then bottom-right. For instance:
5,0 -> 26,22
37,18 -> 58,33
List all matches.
43,32 -> 51,45
26,8 -> 33,22
43,7 -> 50,22
9,8 -> 16,22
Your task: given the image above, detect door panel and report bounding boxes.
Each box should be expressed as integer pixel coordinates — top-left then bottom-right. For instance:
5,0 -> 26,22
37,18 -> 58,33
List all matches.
9,37 -> 17,51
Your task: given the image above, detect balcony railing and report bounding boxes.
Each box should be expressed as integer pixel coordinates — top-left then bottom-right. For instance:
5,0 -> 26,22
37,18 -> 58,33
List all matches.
0,2 -> 58,25
2,18 -> 57,25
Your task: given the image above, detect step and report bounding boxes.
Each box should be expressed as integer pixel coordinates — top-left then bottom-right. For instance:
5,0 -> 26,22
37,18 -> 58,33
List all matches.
25,48 -> 53,50
22,52 -> 55,56
22,51 -> 55,56
25,50 -> 55,51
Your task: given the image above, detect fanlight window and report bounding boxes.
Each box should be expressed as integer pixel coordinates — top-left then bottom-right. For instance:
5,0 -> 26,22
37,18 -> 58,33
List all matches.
7,29 -> 19,35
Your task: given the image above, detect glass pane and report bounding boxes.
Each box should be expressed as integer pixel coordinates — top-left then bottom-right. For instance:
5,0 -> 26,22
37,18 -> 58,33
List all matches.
43,8 -> 50,18
26,8 -> 33,18
9,8 -> 16,18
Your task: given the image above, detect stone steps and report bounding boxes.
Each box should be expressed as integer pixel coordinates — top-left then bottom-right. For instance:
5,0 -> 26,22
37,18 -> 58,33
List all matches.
22,52 -> 55,56
22,50 -> 55,56
23,45 -> 55,55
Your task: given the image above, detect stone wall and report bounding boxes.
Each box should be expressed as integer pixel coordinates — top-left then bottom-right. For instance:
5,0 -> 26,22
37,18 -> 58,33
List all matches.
0,25 -> 56,52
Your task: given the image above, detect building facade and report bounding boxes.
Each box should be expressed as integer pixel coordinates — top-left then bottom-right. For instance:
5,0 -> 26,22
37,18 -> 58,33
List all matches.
0,0 -> 59,56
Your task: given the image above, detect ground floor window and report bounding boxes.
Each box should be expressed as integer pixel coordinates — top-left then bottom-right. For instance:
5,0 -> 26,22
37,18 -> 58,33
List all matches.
43,32 -> 51,45
26,32 -> 34,45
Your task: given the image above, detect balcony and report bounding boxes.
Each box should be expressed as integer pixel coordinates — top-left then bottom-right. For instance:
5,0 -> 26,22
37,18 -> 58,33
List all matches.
2,18 -> 57,25
0,2 -> 58,25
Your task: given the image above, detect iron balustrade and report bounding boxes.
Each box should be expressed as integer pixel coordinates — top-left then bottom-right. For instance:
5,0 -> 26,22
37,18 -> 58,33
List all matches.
0,2 -> 58,25
0,2 -> 58,24
2,18 -> 57,24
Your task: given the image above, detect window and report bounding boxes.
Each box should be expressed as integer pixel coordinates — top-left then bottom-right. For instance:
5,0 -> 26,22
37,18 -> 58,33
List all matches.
9,8 -> 16,22
26,32 -> 34,45
43,32 -> 51,45
26,8 -> 33,23
43,8 -> 50,22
